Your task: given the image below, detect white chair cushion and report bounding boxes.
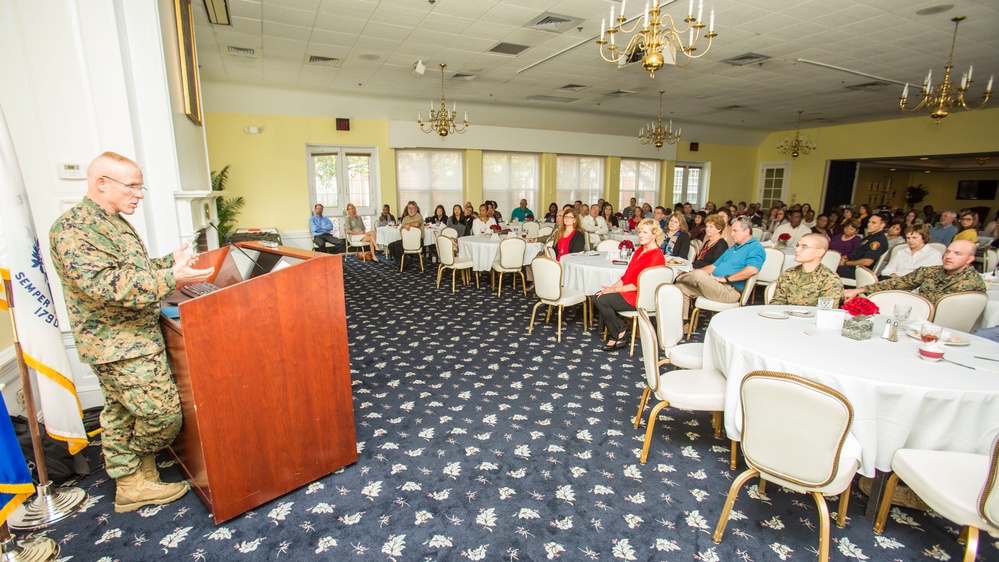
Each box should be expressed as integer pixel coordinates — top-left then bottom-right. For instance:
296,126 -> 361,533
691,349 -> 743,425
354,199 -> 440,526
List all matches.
655,368 -> 725,411
668,343 -> 703,369
453,256 -> 474,268
892,448 -> 998,531
764,434 -> 862,496
693,296 -> 741,313
543,288 -> 587,307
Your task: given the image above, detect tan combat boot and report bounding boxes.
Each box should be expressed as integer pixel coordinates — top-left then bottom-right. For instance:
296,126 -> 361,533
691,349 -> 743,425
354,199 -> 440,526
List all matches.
114,469 -> 189,513
138,454 -> 162,483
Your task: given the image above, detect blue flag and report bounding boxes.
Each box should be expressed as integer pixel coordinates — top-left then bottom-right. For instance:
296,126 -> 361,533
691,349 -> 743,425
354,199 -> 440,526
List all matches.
0,397 -> 34,525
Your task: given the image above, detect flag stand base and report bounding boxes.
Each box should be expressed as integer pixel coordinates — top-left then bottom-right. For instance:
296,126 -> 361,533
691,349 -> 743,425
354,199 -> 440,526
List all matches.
7,483 -> 86,531
0,522 -> 58,562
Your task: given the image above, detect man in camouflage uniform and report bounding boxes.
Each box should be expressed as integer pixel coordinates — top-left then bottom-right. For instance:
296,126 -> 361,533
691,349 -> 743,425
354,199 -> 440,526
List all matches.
49,152 -> 214,513
844,240 -> 985,303
771,233 -> 844,306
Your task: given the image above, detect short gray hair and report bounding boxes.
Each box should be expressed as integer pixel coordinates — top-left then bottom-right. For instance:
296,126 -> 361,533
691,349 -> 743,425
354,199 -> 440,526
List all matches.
731,216 -> 753,231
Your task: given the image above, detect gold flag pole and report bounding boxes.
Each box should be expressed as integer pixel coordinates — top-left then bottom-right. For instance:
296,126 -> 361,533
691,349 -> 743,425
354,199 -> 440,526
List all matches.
3,279 -> 86,534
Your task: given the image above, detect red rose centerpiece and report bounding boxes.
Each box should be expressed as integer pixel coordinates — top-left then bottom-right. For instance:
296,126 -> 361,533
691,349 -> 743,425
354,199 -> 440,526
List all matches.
777,232 -> 792,249
841,297 -> 879,340
489,224 -> 501,232
618,239 -> 635,258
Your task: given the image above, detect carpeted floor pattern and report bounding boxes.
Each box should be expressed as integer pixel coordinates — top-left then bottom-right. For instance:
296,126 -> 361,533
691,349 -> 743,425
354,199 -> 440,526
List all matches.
14,254 -> 997,561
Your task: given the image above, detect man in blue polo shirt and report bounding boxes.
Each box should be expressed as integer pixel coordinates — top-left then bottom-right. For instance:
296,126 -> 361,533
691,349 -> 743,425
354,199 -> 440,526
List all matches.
674,216 -> 766,321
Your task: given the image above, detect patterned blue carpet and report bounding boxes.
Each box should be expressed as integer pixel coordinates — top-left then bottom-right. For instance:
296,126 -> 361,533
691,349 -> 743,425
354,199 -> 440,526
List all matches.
16,255 -> 996,561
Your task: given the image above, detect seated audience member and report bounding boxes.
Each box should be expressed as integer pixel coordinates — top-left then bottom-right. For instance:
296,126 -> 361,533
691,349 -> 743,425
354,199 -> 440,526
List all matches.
487,200 -> 503,223
803,209 -> 817,228
772,209 -> 812,247
688,211 -> 706,241
983,209 -> 999,238
703,201 -> 717,213
844,239 -> 985,303
388,201 -> 424,262
770,233 -> 843,306
344,203 -> 379,261
765,207 -> 785,235
921,204 -> 938,226
885,220 -> 906,249
652,206 -> 668,230
310,203 -> 345,254
661,212 -> 691,259
622,197 -> 638,220
469,204 -> 497,236
838,212 -> 889,279
829,218 -> 861,255
593,218 -> 666,350
602,203 -> 619,229
641,202 -> 653,217
857,203 -> 871,232
716,208 -> 734,247
581,203 -> 609,248
554,209 -> 586,260
674,216 -> 766,323
543,202 -> 559,222
510,199 -> 534,222
627,207 -> 644,231
426,204 -> 448,225
904,209 -> 920,227
812,214 -> 832,238
692,214 -> 728,268
447,204 -> 467,236
377,204 -> 396,226
929,211 -> 958,245
881,224 -> 942,278
953,211 -> 979,243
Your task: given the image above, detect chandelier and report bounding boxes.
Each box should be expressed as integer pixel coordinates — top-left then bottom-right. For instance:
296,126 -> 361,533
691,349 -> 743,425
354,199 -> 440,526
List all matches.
901,16 -> 993,123
639,90 -> 680,148
776,111 -> 816,158
417,64 -> 468,137
596,0 -> 717,79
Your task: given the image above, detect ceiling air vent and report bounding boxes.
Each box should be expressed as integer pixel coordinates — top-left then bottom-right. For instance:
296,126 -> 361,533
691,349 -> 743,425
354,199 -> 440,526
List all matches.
845,80 -> 892,91
558,84 -> 588,92
525,12 -> 584,34
717,104 -> 748,111
607,90 -> 636,97
525,95 -> 578,103
306,55 -> 343,68
721,52 -> 771,66
450,73 -> 477,81
227,46 -> 257,58
489,42 -> 531,56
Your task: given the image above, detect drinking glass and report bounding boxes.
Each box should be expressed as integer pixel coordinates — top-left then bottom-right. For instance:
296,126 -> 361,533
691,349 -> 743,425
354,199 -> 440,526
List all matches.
920,324 -> 943,344
817,297 -> 835,311
893,304 -> 912,323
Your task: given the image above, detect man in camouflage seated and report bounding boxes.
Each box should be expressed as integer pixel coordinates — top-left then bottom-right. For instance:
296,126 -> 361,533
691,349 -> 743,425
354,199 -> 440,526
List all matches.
770,233 -> 844,306
843,239 -> 985,303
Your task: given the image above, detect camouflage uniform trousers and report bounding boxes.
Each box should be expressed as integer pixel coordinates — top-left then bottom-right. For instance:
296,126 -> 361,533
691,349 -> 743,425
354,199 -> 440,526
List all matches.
90,351 -> 182,479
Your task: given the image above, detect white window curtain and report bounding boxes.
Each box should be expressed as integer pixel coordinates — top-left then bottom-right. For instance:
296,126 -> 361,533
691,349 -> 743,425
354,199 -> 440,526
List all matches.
556,155 -> 604,206
482,152 -> 540,218
396,150 -> 463,218
618,158 -> 660,212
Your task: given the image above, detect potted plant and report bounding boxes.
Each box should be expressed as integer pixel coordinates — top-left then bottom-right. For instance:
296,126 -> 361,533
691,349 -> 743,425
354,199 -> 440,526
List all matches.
211,165 -> 245,246
905,184 -> 929,210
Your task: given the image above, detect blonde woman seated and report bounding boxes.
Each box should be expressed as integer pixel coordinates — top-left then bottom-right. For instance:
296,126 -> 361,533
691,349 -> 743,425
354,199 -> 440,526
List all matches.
344,203 -> 379,262
593,218 -> 666,351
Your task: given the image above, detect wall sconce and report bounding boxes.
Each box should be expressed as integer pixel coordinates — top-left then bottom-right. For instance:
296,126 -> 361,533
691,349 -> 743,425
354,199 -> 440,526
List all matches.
243,126 -> 263,134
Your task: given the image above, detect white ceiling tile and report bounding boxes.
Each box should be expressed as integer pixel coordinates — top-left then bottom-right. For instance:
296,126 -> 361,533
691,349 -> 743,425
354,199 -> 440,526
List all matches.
229,0 -> 262,20
261,5 -> 317,28
263,21 -> 313,40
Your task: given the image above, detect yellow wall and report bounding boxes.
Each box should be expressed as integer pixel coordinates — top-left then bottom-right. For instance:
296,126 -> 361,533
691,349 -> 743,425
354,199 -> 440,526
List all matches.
676,142 -> 757,206
204,113 -> 395,231
755,108 -> 999,208
0,309 -> 12,350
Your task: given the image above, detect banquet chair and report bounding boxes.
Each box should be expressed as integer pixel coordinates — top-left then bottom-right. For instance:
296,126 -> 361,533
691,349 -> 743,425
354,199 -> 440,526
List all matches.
345,233 -> 367,256
819,249 -> 841,273
854,266 -> 877,288
763,280 -> 778,305
751,227 -> 764,241
440,227 -> 459,239
928,242 -> 947,256
871,247 -> 892,276
595,239 -> 620,252
687,272 -> 759,340
713,371 -> 861,562
528,256 -> 589,342
689,238 -> 703,256
616,266 -> 675,355
435,235 -> 475,292
687,245 -> 697,262
752,247 -> 786,303
874,433 -> 999,562
932,291 -> 989,333
867,291 -> 933,322
537,225 -> 554,238
523,221 -> 540,239
655,284 -> 704,371
985,248 -> 998,273
491,237 -> 527,297
398,227 -> 424,272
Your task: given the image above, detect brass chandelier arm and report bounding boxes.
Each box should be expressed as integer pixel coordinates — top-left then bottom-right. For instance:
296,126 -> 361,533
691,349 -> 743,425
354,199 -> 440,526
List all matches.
639,90 -> 680,148
776,111 -> 816,159
417,63 -> 469,137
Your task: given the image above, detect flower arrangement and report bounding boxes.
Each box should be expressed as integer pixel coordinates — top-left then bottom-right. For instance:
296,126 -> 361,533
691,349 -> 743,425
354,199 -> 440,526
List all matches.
842,297 -> 879,317
776,232 -> 792,249
489,224 -> 502,232
525,213 -> 534,220
618,240 -> 635,251
614,212 -> 624,218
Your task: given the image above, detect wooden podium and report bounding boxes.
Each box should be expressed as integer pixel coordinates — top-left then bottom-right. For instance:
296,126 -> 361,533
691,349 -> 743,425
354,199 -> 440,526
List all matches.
160,242 -> 356,524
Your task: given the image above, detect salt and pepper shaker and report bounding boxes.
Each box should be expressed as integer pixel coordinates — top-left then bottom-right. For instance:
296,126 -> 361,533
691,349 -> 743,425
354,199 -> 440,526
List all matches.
881,319 -> 899,342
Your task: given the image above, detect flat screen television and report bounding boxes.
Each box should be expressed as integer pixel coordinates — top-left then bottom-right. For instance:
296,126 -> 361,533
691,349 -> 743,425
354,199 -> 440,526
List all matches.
956,179 -> 998,200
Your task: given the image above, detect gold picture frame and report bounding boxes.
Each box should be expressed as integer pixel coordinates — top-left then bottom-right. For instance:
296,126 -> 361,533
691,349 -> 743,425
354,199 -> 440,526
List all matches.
175,0 -> 202,126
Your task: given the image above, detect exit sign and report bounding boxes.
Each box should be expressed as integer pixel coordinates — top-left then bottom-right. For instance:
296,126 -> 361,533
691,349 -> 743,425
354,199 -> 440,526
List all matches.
336,118 -> 350,131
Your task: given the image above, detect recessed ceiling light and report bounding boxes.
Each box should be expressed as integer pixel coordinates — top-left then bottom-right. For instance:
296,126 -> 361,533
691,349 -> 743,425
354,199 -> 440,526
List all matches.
916,4 -> 953,16
924,170 -> 931,173
889,168 -> 897,171
919,157 -> 930,161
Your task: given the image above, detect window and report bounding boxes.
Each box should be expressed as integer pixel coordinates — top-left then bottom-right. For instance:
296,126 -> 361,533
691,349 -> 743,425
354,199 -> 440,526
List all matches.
482,152 -> 540,217
618,159 -> 660,211
672,164 -> 703,208
395,150 -> 463,218
556,155 -> 603,206
307,146 -> 377,232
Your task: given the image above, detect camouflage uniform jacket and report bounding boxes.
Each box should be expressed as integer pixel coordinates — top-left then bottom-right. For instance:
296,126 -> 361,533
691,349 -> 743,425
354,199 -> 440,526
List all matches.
50,197 -> 176,364
864,265 -> 986,304
771,263 -> 844,306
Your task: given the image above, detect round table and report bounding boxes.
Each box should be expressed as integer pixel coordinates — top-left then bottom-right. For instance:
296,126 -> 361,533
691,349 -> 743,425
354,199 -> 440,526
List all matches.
560,252 -> 691,294
457,236 -> 544,272
376,226 -> 438,249
703,304 -> 999,478
605,231 -> 639,245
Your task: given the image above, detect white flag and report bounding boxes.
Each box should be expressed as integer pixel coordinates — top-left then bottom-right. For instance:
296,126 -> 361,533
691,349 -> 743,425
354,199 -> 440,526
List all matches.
0,108 -> 87,454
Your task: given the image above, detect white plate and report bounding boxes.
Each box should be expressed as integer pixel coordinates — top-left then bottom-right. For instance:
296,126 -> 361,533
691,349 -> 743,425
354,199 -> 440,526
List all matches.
905,329 -> 970,346
758,311 -> 789,319
785,310 -> 815,318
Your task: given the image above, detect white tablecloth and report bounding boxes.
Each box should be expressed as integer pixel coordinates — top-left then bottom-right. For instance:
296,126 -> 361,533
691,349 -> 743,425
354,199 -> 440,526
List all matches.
457,236 -> 543,272
605,231 -> 639,245
560,252 -> 691,294
703,305 -> 999,477
376,226 -> 437,248
978,283 -> 999,329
